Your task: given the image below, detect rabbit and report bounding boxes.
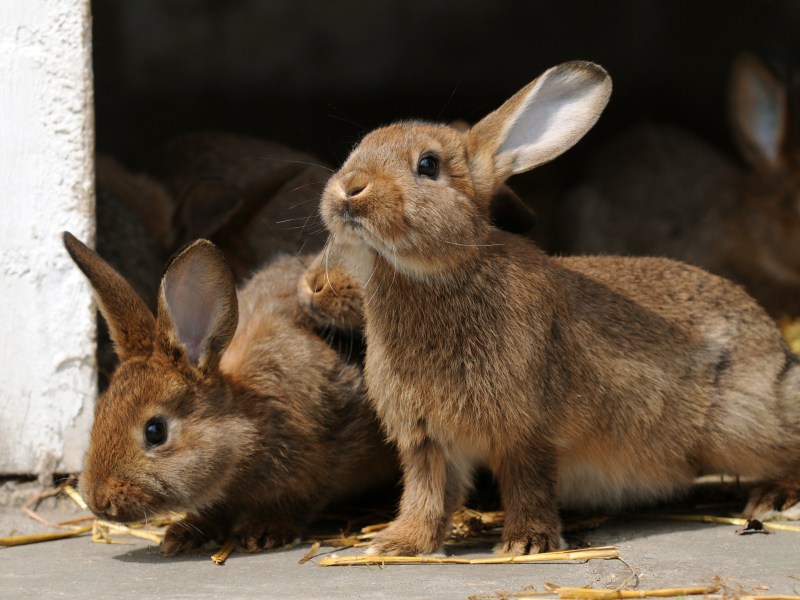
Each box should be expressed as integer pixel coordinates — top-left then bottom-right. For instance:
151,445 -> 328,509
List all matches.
298,250 -> 365,333
63,232 -> 397,555
318,60 -> 800,557
561,53 -> 800,319
146,130 -> 333,279
96,154 -> 177,258
94,156 -> 169,389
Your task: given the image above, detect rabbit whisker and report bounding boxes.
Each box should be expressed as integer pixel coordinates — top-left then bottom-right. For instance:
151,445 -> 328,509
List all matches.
338,327 -> 356,378
323,243 -> 341,298
256,155 -> 334,173
442,240 -> 504,247
279,180 -> 330,199
173,517 -> 204,539
326,104 -> 368,132
274,215 -> 323,225
274,223 -> 325,232
436,77 -> 462,121
362,256 -> 380,290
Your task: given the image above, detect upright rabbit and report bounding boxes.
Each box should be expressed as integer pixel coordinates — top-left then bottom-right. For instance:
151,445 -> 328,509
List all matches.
319,61 -> 800,557
64,233 -> 396,554
561,54 -> 800,318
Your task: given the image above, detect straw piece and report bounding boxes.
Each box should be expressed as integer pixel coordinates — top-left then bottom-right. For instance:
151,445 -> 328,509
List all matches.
21,505 -> 63,529
781,318 -> 800,354
0,525 -> 93,547
549,585 -> 719,599
642,513 -> 800,532
468,547 -> 619,564
309,535 -> 364,547
298,541 -> 322,565
318,545 -> 618,566
360,522 -> 392,534
93,520 -> 165,545
211,539 -> 236,565
63,485 -> 89,510
57,516 -> 96,527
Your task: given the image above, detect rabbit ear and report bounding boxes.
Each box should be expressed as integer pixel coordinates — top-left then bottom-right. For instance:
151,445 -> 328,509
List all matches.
63,232 -> 156,361
156,239 -> 238,372
729,53 -> 788,173
467,62 -> 611,192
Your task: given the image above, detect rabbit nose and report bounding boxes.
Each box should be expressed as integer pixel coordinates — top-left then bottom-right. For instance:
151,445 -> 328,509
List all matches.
341,174 -> 369,198
346,183 -> 366,198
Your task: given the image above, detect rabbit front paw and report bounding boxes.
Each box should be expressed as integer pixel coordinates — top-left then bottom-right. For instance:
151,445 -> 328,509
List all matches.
236,522 -> 300,552
365,522 -> 443,556
162,516 -> 216,556
498,527 -> 563,556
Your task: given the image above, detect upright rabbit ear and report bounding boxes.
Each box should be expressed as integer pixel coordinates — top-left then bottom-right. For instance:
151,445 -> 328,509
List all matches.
467,61 -> 611,194
156,239 -> 238,372
729,53 -> 788,173
63,232 -> 156,361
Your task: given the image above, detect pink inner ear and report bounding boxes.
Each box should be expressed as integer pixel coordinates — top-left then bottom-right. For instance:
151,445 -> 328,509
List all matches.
164,257 -> 224,365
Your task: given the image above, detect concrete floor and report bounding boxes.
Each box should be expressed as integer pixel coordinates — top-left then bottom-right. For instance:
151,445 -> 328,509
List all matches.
2,489 -> 799,599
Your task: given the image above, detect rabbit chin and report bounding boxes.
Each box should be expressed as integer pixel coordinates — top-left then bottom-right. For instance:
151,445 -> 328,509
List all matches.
337,236 -> 467,282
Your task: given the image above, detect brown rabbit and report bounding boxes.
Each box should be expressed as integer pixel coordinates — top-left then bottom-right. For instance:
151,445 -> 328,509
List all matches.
561,53 -> 800,318
95,156 -> 170,389
146,130 -> 333,278
63,233 -> 396,555
319,60 -> 800,557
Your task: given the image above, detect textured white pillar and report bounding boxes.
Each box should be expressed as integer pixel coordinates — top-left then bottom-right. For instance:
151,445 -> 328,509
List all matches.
0,0 -> 96,476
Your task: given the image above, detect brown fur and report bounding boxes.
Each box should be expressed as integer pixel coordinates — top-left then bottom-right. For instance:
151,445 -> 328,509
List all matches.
562,54 -> 800,318
147,130 -> 333,278
64,233 -> 396,555
319,61 -> 800,556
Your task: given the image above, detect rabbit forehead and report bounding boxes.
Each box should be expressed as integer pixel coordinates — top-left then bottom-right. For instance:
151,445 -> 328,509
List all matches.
97,359 -> 196,422
350,122 -> 465,169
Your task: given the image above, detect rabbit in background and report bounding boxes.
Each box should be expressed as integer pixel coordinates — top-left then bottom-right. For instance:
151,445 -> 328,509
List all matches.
145,130 -> 332,279
561,53 -> 800,318
320,60 -> 800,557
92,133 -> 334,386
65,233 -> 396,555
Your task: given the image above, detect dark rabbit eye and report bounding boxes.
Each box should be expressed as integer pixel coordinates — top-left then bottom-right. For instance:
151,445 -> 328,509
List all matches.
144,416 -> 168,448
417,154 -> 439,179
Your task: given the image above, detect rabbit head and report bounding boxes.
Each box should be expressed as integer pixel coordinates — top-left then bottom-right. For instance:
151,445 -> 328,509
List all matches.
728,53 -> 800,283
64,233 -> 256,523
297,251 -> 364,332
320,62 -> 611,276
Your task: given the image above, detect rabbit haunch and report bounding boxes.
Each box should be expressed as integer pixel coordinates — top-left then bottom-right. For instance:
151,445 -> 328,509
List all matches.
64,233 -> 394,555
320,61 -> 800,557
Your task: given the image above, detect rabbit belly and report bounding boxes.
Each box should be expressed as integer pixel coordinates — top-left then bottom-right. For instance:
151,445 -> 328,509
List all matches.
557,451 -> 693,511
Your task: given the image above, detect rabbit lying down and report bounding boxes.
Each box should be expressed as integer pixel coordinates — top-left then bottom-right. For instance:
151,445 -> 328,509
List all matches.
562,53 -> 800,319
320,60 -> 800,557
64,233 -> 396,555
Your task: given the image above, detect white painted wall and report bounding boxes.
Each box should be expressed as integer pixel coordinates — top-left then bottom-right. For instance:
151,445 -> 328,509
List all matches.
0,0 -> 96,476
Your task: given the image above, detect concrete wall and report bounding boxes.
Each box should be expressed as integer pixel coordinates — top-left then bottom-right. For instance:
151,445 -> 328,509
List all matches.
0,0 -> 95,477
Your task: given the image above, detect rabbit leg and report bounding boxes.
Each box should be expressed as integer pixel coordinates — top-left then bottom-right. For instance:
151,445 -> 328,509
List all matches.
366,438 -> 473,556
493,446 -> 562,555
744,478 -> 800,521
162,510 -> 230,556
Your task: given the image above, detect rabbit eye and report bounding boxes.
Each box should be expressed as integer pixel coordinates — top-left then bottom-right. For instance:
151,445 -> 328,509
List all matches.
417,154 -> 439,179
144,416 -> 168,448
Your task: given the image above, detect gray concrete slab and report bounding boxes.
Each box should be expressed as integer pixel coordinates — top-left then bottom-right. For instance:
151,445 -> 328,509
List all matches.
2,497 -> 800,600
